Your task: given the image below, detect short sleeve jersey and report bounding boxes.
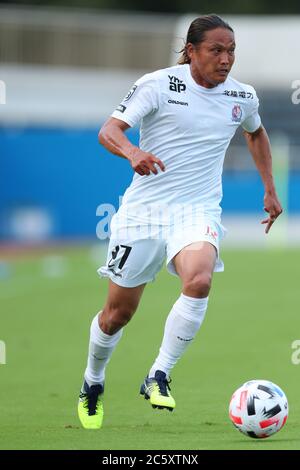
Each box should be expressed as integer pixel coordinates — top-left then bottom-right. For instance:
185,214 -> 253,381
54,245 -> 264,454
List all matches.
111,64 -> 261,221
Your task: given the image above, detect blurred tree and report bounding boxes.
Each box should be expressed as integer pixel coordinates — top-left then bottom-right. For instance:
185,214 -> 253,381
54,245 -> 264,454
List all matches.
0,0 -> 300,14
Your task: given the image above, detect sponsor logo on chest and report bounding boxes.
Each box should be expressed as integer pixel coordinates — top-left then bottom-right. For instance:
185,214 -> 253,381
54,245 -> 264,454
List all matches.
168,99 -> 188,106
168,75 -> 186,93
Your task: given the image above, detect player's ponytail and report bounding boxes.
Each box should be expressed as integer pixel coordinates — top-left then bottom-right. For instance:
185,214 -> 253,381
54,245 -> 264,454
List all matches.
177,14 -> 234,65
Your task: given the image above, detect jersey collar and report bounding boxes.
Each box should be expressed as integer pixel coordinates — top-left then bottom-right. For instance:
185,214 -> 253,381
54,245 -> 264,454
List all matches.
184,64 -> 227,94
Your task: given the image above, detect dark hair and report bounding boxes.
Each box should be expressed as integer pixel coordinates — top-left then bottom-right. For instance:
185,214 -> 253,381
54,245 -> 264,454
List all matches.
178,14 -> 234,65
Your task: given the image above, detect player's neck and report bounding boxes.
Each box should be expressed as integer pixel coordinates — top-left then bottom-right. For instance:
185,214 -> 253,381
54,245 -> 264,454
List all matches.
189,64 -> 218,89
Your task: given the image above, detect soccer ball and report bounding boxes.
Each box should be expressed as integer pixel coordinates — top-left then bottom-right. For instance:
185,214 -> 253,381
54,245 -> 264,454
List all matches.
229,380 -> 288,438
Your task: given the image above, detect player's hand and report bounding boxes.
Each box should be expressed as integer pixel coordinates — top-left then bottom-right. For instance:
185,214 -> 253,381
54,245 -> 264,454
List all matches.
261,192 -> 283,234
128,149 -> 165,176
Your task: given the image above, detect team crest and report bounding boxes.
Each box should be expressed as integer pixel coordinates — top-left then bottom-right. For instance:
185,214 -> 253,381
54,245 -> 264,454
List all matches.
232,104 -> 242,122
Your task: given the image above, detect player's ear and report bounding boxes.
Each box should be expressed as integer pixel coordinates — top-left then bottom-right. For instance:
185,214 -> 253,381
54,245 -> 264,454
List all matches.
186,43 -> 194,61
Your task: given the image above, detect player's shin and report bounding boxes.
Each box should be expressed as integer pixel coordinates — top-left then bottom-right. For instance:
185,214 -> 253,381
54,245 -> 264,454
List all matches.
149,294 -> 208,378
84,312 -> 123,386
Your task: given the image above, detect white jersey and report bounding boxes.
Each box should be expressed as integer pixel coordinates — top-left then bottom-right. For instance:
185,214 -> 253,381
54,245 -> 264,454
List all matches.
111,63 -> 261,223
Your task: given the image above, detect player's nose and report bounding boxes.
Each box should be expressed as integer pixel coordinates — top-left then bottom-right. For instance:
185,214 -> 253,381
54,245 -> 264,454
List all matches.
219,52 -> 230,66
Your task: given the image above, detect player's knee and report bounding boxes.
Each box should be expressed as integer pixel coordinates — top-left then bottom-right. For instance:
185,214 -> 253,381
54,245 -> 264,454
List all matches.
183,273 -> 212,297
100,303 -> 136,335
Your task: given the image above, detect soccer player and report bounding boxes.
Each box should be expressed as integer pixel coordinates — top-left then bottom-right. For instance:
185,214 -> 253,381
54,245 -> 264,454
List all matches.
78,14 -> 282,429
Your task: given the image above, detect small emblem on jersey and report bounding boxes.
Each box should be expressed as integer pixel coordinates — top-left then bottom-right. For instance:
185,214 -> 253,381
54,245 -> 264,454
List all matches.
124,85 -> 138,102
232,104 -> 242,122
116,104 -> 126,113
168,75 -> 186,93
168,99 -> 188,106
205,225 -> 218,241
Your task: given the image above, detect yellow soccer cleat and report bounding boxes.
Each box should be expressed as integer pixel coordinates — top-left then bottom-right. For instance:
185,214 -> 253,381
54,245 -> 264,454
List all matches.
140,370 -> 176,411
78,381 -> 104,429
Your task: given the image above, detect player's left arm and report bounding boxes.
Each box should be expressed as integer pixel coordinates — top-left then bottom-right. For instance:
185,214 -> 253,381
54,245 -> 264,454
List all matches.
243,125 -> 283,234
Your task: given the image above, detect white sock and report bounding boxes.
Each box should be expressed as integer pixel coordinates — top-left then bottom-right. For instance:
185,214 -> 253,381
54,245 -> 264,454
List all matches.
149,294 -> 208,378
84,313 -> 123,386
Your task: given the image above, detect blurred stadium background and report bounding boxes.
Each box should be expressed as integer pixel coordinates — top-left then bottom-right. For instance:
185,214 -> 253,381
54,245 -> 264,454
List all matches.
0,1 -> 300,450
1,2 -> 300,248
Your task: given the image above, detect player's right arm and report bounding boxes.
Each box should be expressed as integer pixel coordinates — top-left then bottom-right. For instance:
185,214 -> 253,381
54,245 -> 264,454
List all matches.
99,117 -> 165,176
99,72 -> 165,176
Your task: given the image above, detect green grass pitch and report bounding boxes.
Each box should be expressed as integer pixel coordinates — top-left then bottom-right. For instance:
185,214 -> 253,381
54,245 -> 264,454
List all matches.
0,246 -> 299,450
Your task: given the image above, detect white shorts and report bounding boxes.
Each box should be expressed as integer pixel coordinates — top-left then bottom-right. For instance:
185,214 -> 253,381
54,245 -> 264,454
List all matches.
98,213 -> 226,288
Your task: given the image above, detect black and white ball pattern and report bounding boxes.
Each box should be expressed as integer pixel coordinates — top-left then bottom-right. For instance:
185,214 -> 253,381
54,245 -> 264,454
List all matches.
229,380 -> 288,438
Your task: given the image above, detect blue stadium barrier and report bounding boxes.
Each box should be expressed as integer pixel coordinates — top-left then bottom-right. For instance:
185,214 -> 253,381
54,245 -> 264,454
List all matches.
0,127 -> 299,241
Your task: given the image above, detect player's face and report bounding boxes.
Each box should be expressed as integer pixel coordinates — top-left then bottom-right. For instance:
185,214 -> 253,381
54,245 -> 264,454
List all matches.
187,27 -> 235,88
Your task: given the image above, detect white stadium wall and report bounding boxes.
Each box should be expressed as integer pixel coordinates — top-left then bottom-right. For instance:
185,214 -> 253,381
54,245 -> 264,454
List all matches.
0,12 -> 300,125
